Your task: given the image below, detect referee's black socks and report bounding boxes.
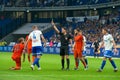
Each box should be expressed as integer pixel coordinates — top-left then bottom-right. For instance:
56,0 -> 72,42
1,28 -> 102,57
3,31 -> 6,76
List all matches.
61,59 -> 64,69
66,59 -> 70,69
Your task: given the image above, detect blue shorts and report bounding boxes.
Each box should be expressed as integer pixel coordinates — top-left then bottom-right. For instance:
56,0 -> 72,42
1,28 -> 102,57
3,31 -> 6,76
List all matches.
82,50 -> 87,56
104,50 -> 113,58
32,46 -> 43,56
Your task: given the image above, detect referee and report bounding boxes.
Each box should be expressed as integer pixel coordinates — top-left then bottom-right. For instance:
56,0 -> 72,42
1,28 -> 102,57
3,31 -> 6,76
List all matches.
51,20 -> 72,70
93,40 -> 99,58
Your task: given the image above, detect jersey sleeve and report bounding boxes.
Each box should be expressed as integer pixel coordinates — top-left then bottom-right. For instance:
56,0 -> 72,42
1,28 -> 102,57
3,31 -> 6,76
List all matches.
28,32 -> 32,40
68,34 -> 72,40
83,36 -> 86,42
109,34 -> 114,41
39,30 -> 42,35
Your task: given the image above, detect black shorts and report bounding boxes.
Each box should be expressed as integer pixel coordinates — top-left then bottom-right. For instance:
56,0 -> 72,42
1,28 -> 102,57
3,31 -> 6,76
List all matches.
95,48 -> 98,52
60,46 -> 69,56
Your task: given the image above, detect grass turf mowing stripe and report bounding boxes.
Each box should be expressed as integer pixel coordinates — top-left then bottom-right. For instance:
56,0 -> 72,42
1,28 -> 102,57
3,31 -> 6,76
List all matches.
0,75 -> 120,77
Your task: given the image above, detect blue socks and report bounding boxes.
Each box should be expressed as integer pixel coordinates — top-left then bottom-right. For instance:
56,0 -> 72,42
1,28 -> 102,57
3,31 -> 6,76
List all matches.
110,60 -> 117,69
100,60 -> 106,70
33,58 -> 40,68
100,60 -> 117,70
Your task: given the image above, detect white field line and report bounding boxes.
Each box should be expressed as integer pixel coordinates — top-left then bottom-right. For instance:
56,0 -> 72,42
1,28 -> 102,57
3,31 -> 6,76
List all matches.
0,75 -> 120,78
86,56 -> 120,59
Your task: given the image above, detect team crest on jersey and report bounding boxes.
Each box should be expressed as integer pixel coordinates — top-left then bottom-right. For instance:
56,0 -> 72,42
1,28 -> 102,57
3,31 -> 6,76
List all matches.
104,36 -> 109,42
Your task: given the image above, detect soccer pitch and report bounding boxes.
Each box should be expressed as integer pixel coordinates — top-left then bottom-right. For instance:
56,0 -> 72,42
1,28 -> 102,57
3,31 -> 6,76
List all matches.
0,52 -> 120,80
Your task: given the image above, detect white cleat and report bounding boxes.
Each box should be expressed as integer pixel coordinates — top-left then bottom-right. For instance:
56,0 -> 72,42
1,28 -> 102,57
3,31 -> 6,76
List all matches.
114,68 -> 118,72
30,65 -> 34,70
38,67 -> 41,70
84,67 -> 88,71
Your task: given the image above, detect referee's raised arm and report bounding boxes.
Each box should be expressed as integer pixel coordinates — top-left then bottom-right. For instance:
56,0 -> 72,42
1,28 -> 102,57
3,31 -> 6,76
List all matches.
51,20 -> 60,34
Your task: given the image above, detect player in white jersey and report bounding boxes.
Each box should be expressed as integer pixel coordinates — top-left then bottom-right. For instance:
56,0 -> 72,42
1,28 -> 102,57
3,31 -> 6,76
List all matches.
82,36 -> 88,67
97,28 -> 118,72
24,25 -> 46,70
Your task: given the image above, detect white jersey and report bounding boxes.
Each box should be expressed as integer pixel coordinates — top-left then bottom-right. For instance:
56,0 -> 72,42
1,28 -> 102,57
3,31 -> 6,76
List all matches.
28,30 -> 42,47
103,34 -> 113,50
83,36 -> 86,50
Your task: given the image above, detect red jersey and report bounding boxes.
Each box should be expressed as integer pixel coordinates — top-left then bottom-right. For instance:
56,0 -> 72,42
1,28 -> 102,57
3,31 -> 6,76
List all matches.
74,34 -> 83,52
26,35 -> 32,49
12,43 -> 24,58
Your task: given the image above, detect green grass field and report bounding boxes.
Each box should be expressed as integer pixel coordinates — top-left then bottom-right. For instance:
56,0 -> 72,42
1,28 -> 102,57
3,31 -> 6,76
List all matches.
0,52 -> 120,80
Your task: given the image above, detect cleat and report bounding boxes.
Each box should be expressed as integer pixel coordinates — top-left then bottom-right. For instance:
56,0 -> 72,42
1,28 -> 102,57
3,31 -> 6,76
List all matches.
84,68 -> 88,71
9,67 -> 21,70
114,68 -> 118,72
86,65 -> 88,68
66,68 -> 70,71
38,67 -> 41,70
97,69 -> 102,72
61,67 -> 64,70
9,67 -> 15,70
84,66 -> 88,71
30,65 -> 34,70
74,68 -> 79,70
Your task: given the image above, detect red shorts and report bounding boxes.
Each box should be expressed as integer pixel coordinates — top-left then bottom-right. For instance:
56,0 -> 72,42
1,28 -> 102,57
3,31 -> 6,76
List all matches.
74,50 -> 82,58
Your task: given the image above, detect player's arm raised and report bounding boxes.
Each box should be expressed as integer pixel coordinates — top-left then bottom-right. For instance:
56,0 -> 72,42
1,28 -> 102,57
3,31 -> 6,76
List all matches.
51,20 -> 60,34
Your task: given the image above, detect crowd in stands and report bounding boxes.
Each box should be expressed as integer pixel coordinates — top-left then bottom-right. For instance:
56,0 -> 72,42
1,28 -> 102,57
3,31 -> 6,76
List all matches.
48,13 -> 120,46
0,0 -> 119,7
1,13 -> 120,46
0,41 -> 7,46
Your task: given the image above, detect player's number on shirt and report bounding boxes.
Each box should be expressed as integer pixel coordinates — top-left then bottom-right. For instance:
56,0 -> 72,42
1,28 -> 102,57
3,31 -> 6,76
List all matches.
33,33 -> 36,39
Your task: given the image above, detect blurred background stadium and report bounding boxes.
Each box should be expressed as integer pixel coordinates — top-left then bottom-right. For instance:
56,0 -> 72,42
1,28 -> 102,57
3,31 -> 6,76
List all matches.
0,1 -> 120,80
0,0 -> 120,48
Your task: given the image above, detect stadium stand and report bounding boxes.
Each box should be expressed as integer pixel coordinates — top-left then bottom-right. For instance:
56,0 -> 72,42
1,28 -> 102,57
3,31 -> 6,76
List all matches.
0,16 -> 26,39
13,23 -> 52,34
0,0 -> 120,45
0,0 -> 120,58
11,23 -> 56,42
48,14 -> 120,44
0,0 -> 119,7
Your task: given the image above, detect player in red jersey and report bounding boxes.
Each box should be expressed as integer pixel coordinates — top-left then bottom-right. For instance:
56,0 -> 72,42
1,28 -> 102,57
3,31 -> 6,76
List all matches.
10,37 -> 25,70
72,28 -> 87,70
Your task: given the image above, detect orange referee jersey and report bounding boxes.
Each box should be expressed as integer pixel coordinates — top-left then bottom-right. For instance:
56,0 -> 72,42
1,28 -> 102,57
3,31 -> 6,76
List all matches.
74,34 -> 83,58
